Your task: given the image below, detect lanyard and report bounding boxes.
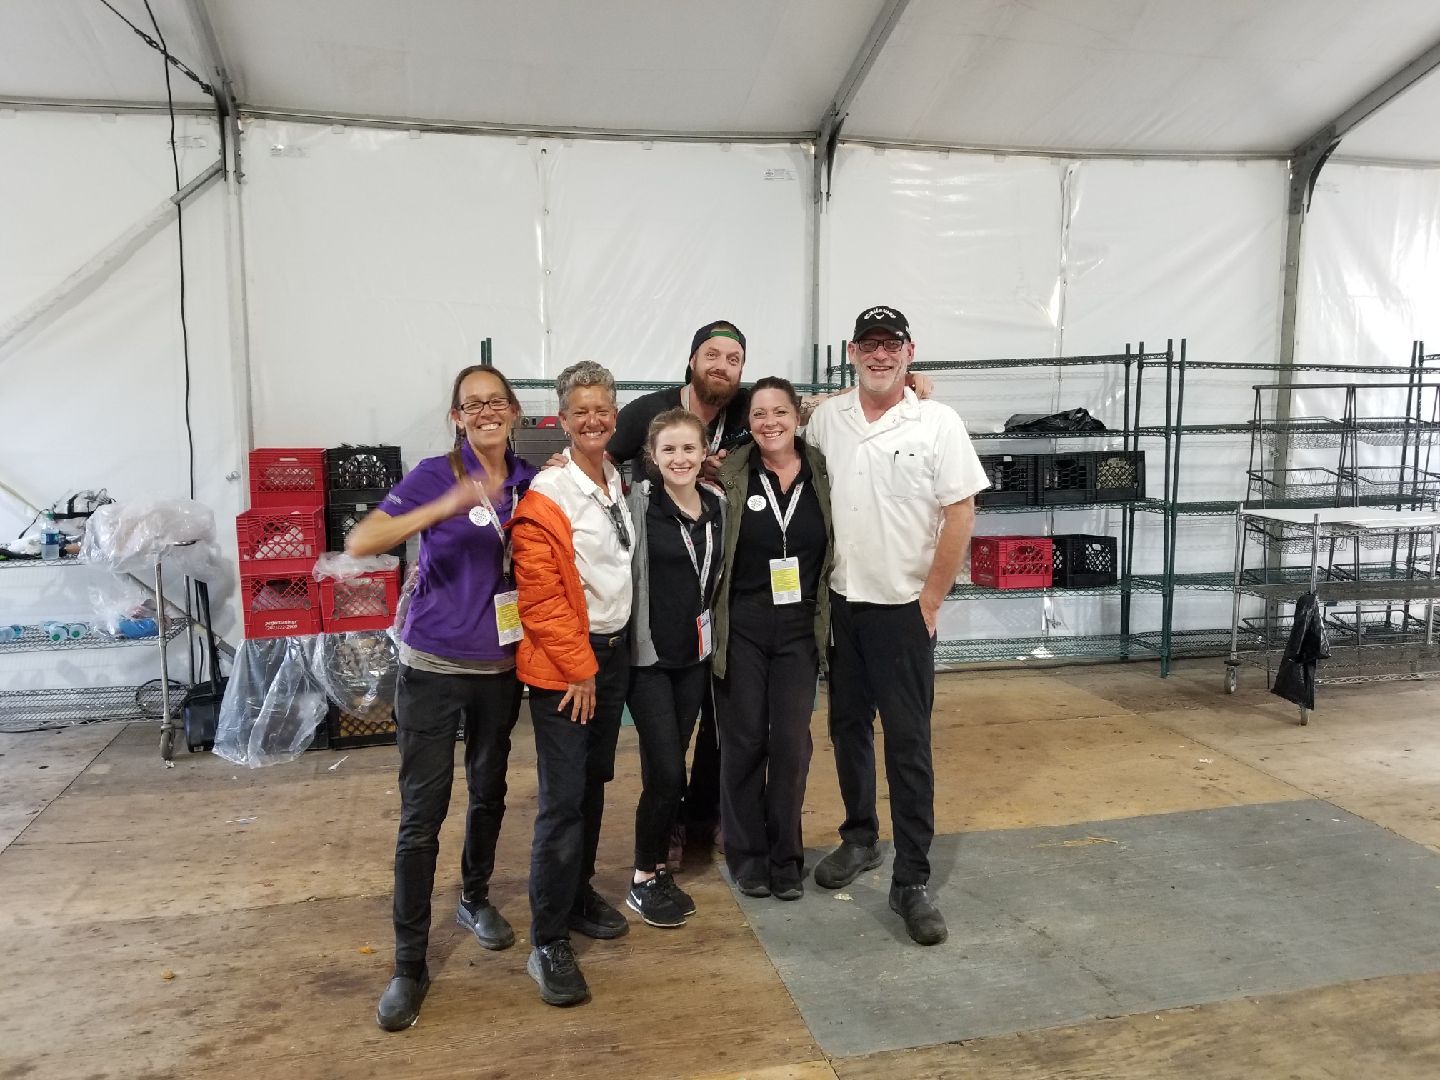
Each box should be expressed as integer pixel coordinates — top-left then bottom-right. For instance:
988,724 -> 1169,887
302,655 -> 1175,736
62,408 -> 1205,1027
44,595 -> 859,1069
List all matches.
758,472 -> 804,558
482,487 -> 517,580
683,386 -> 725,453
677,518 -> 714,601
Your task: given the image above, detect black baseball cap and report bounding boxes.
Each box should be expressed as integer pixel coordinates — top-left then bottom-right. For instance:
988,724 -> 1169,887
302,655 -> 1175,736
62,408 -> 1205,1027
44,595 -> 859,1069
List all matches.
687,320 -> 746,374
852,306 -> 911,342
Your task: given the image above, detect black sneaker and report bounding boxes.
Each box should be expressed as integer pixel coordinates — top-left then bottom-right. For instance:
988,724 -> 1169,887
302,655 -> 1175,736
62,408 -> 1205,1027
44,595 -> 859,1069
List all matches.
527,940 -> 589,1006
889,883 -> 948,946
375,969 -> 430,1031
814,841 -> 882,889
655,870 -> 696,916
626,876 -> 687,928
568,886 -> 630,939
456,895 -> 515,951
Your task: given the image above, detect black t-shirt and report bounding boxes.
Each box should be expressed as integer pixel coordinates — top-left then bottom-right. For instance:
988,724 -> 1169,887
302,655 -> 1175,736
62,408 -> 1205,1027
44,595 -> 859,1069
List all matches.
611,384 -> 754,467
647,483 -> 724,667
731,445 -> 826,604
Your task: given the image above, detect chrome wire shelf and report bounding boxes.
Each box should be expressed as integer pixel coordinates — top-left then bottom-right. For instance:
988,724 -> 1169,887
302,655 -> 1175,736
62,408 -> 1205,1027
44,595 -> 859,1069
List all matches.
0,685 -> 173,728
947,582 -> 1129,600
0,556 -> 89,571
0,618 -> 188,654
935,633 -> 1135,665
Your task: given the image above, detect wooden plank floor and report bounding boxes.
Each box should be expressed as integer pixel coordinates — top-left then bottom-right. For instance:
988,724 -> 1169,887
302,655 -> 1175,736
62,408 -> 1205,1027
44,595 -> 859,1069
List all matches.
2,658 -> 1437,1079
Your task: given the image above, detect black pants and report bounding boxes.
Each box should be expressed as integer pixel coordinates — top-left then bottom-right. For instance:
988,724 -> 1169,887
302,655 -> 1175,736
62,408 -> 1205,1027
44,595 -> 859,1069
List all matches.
827,591 -> 936,887
684,688 -> 721,828
527,635 -> 629,946
715,598 -> 817,884
627,662 -> 709,870
392,664 -> 523,970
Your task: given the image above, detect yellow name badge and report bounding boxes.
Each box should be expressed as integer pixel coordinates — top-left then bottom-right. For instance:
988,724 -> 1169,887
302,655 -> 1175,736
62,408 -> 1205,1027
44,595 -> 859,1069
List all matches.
494,590 -> 523,645
769,557 -> 801,605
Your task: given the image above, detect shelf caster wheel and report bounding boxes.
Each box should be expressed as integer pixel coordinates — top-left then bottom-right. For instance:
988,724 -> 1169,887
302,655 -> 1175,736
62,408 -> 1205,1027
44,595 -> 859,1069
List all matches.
1224,667 -> 1238,694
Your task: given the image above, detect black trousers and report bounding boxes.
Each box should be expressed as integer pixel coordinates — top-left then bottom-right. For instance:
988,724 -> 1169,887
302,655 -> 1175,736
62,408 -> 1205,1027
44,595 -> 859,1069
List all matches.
684,687 -> 721,828
627,662 -> 709,870
392,664 -> 523,970
527,636 -> 629,946
715,598 -> 817,884
827,590 -> 936,887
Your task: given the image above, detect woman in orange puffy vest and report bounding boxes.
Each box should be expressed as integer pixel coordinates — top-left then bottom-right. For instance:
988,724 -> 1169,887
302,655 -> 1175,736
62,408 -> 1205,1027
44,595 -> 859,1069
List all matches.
509,360 -> 634,1009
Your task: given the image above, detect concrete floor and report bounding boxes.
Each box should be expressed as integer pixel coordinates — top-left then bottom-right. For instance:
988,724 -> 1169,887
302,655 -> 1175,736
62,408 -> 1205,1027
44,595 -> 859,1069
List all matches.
2,659 -> 1438,1079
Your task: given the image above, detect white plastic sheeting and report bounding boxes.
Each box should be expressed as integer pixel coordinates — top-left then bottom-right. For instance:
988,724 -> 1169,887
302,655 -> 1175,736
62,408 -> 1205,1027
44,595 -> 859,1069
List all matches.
244,124 -> 811,458
823,147 -> 1287,642
0,111 -> 242,672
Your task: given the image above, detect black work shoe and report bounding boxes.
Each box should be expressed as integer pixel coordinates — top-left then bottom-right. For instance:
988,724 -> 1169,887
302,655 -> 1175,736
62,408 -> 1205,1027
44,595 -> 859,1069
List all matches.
626,876 -> 687,928
772,876 -> 804,902
456,895 -> 515,951
736,878 -> 771,898
889,883 -> 948,946
655,870 -> 696,916
568,886 -> 630,939
376,970 -> 430,1031
527,941 -> 589,1006
814,841 -> 882,889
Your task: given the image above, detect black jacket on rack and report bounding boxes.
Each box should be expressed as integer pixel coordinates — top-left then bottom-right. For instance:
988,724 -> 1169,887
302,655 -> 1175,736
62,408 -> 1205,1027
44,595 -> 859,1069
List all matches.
1271,591 -> 1330,709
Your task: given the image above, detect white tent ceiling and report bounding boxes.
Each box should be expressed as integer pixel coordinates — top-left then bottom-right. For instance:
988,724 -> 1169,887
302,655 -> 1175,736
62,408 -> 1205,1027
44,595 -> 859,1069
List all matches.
2,0 -> 1440,159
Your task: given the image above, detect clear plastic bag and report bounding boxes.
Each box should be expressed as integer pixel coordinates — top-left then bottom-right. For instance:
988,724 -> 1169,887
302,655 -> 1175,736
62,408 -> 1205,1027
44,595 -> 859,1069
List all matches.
88,574 -> 157,637
308,629 -> 399,722
312,551 -> 400,581
80,499 -> 220,577
213,636 -> 328,768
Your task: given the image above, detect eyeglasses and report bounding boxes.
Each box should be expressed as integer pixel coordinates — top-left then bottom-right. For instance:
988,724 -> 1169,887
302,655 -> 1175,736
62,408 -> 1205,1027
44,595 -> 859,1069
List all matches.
855,338 -> 906,355
459,397 -> 512,416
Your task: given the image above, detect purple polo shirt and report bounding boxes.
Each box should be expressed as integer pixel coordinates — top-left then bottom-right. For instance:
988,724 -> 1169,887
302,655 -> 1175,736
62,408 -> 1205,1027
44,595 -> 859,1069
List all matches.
382,444 -> 538,662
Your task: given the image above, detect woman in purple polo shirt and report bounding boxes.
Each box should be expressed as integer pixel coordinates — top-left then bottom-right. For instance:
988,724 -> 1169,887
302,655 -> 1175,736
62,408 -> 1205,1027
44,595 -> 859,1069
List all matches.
347,363 -> 538,1032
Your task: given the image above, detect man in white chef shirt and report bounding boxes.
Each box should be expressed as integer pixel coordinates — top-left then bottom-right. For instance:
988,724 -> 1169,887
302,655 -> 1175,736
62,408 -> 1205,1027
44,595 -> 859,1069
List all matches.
803,305 -> 988,947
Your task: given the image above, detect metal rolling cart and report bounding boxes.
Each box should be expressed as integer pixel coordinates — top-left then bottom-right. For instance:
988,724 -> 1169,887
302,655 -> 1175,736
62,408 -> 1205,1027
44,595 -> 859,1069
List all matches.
0,551 -> 196,749
1224,506 -> 1440,723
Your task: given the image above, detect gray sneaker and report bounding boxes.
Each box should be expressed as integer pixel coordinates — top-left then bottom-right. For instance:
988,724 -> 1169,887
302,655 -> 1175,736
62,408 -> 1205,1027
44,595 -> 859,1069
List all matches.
528,941 -> 590,1006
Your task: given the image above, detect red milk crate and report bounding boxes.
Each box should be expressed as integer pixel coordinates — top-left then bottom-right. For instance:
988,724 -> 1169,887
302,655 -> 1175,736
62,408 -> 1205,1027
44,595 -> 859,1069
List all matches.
970,536 -> 1054,589
236,506 -> 326,574
319,568 -> 401,633
249,448 -> 326,508
241,570 -> 323,639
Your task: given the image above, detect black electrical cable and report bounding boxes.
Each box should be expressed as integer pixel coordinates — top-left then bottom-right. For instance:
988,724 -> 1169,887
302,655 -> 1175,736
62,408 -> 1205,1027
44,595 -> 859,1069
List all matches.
96,0 -> 214,96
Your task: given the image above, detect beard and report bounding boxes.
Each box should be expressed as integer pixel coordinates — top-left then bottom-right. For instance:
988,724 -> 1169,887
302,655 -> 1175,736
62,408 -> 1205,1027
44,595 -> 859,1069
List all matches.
692,371 -> 739,409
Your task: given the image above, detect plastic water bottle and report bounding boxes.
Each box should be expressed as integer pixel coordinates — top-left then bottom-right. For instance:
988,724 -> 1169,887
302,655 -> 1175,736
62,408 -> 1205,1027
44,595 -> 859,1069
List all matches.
42,621 -> 69,642
0,625 -> 24,643
65,622 -> 88,640
40,511 -> 61,562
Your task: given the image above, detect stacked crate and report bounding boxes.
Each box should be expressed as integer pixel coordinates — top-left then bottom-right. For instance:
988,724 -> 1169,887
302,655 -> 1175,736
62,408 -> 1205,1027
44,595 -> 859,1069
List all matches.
324,446 -> 406,561
237,447 -> 405,639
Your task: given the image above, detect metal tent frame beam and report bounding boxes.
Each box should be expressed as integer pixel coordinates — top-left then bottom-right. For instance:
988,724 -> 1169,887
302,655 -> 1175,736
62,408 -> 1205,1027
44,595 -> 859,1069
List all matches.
809,0 -> 912,346
1273,35 -> 1440,476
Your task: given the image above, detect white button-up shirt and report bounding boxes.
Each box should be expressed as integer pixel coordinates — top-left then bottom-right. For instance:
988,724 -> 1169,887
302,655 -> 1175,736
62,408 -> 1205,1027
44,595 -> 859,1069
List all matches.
805,389 -> 988,605
526,448 -> 634,634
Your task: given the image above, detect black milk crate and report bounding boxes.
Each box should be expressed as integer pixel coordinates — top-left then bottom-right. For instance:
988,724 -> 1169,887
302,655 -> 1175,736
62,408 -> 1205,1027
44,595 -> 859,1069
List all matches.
1091,450 -> 1145,502
325,445 -> 403,505
1052,534 -> 1118,588
326,502 -> 405,561
326,702 -> 398,749
1039,453 -> 1095,505
976,453 -> 1038,507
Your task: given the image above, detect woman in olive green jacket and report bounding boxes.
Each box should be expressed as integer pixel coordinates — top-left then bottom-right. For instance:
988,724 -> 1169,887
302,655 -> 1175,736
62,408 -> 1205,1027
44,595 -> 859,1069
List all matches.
711,377 -> 835,900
